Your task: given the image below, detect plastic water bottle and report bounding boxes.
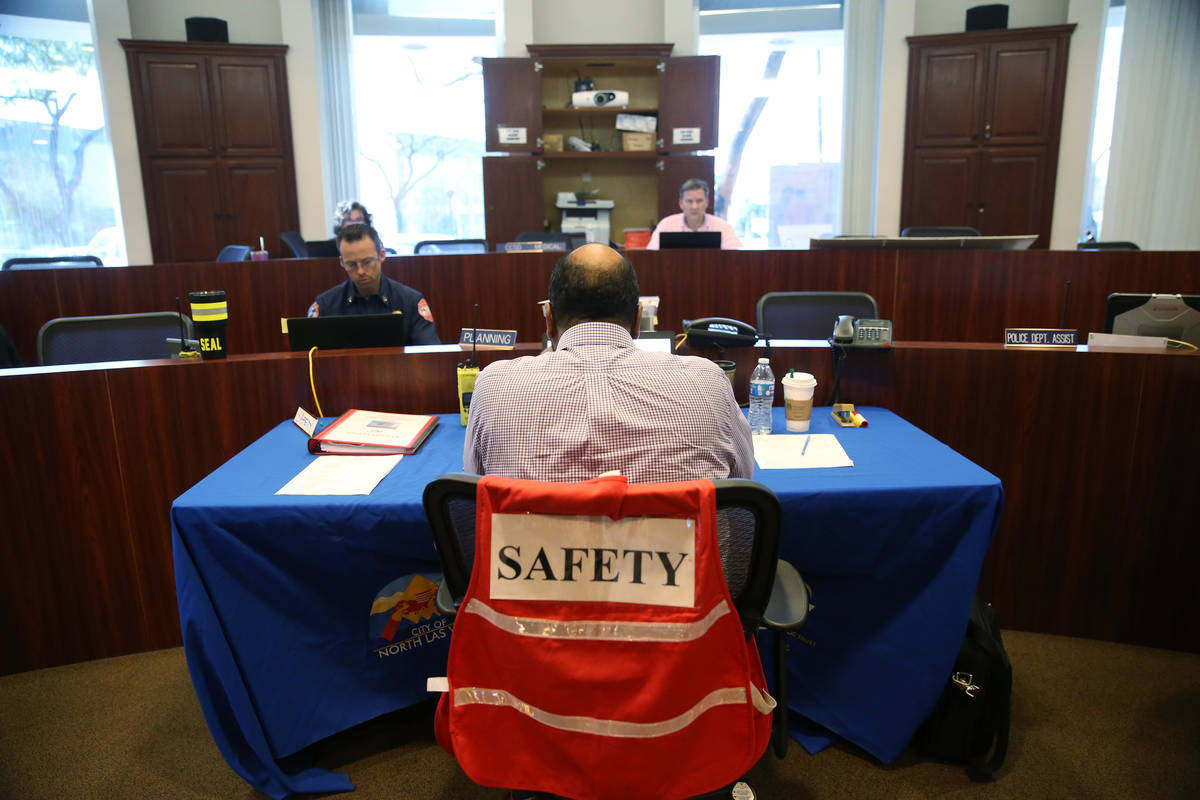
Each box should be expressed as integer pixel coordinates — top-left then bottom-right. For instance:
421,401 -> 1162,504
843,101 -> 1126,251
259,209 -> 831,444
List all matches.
748,357 -> 775,435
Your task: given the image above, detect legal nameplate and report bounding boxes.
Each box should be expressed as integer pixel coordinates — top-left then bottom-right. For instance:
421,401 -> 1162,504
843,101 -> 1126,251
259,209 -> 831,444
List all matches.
1004,328 -> 1077,348
459,328 -> 518,350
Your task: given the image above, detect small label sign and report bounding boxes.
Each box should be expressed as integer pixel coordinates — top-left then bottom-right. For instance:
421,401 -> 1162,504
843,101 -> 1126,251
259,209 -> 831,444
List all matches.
672,127 -> 701,145
293,406 -> 318,437
459,328 -> 518,350
498,126 -> 527,144
1004,328 -> 1078,348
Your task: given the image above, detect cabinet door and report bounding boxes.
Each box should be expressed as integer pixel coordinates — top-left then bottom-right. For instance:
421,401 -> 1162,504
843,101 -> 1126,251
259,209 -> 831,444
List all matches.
220,159 -> 294,258
900,148 -> 979,231
657,155 -> 715,220
909,45 -> 985,148
483,59 -> 542,153
483,156 -> 545,245
132,53 -> 215,157
210,56 -> 285,156
983,39 -> 1061,146
658,56 -> 720,152
146,160 -> 223,262
977,146 -> 1049,245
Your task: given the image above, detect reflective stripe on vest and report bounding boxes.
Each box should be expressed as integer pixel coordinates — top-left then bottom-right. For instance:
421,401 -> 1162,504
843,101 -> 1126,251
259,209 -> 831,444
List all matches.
461,597 -> 732,642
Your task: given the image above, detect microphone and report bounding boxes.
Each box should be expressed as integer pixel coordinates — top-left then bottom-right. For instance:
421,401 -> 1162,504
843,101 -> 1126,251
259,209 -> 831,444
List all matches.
1060,280 -> 1071,329
457,304 -> 481,426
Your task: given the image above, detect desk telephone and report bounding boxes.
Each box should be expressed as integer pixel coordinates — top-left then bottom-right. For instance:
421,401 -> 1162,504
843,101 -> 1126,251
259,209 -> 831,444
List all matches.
833,315 -> 893,347
682,317 -> 759,349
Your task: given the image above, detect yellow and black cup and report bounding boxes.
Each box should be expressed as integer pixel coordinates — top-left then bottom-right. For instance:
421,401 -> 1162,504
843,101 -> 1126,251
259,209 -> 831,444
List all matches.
189,290 -> 228,359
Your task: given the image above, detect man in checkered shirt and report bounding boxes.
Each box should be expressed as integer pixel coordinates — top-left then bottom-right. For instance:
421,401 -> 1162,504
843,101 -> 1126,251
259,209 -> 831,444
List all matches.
463,243 -> 754,483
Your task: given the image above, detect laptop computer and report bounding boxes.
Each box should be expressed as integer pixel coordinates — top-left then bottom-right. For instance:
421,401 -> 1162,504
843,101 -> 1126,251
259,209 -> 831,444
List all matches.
285,313 -> 408,351
658,231 -> 722,250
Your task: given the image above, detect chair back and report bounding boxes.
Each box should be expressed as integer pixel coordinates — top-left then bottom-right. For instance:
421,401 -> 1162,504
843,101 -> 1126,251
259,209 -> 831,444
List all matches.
216,245 -> 250,262
423,473 -> 780,799
2,255 -> 103,270
757,291 -> 879,340
305,238 -> 340,258
279,231 -> 308,258
900,226 -> 981,237
37,312 -> 193,366
413,239 -> 488,255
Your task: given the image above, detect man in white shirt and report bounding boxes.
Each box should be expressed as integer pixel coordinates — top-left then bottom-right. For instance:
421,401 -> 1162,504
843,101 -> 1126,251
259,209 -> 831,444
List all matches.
645,178 -> 741,250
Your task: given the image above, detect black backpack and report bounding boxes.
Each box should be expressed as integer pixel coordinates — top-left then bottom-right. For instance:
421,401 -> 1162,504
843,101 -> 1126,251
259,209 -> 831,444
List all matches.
912,596 -> 1012,781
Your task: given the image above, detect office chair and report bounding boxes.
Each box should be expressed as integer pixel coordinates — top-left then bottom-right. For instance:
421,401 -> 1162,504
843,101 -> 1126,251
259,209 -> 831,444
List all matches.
900,226 -> 981,237
423,473 -> 808,799
216,245 -> 250,262
413,239 -> 488,255
305,238 -> 340,258
2,255 -> 103,270
514,231 -> 583,250
757,291 -> 879,340
279,231 -> 308,258
37,311 -> 193,366
1077,240 -> 1140,251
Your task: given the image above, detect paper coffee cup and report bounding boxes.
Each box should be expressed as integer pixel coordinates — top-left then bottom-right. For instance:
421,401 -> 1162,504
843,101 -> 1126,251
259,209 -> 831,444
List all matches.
782,372 -> 817,432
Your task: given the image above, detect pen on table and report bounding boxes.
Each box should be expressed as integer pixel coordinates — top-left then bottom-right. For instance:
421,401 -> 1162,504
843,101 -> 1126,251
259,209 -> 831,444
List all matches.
801,434 -> 810,455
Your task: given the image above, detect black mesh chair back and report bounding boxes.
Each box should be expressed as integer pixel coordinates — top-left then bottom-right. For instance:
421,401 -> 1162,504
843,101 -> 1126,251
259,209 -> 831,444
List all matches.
900,226 -> 981,237
279,231 -> 308,258
757,291 -> 879,340
216,245 -> 250,262
1077,240 -> 1140,251
37,312 -> 193,366
305,238 -> 340,258
413,239 -> 489,255
2,255 -> 103,270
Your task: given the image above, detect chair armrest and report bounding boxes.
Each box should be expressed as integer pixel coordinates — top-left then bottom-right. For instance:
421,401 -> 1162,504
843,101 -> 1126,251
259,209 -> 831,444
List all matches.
762,559 -> 809,631
436,579 -> 461,617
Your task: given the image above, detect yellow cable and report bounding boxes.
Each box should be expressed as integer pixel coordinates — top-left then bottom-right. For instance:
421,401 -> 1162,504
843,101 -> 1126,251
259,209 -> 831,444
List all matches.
307,346 -> 323,417
1165,338 -> 1198,350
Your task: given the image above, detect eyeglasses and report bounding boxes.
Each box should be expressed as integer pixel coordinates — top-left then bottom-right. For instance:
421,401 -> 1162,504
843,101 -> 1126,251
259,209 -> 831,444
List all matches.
340,256 -> 379,271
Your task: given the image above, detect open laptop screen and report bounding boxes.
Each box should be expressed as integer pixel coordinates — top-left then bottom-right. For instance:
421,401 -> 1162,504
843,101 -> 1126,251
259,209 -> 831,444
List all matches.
285,313 -> 407,351
658,231 -> 722,250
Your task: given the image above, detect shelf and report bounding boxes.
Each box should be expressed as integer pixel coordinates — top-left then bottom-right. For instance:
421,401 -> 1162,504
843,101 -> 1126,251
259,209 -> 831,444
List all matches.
541,151 -> 659,159
542,107 -> 658,116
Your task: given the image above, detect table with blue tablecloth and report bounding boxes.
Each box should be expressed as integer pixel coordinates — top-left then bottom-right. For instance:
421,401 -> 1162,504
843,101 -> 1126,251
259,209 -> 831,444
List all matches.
171,406 -> 1002,798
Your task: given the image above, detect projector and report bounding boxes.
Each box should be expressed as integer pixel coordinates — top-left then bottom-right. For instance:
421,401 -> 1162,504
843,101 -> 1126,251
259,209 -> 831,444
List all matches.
572,90 -> 630,108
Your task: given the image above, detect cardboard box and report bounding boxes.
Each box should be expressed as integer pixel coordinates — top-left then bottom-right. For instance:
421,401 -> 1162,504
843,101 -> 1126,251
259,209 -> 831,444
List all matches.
542,133 -> 563,152
622,132 -> 654,152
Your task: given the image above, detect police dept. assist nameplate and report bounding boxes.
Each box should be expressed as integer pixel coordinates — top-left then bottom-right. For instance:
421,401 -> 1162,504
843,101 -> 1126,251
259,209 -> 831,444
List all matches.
459,328 -> 517,350
1004,328 -> 1077,348
489,513 -> 696,607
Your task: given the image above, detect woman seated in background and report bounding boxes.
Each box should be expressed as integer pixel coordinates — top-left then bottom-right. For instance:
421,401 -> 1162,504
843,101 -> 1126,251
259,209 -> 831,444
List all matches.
333,201 -> 372,236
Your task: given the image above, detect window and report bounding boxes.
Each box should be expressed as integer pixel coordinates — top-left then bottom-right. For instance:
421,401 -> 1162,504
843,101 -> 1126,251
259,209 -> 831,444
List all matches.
699,1 -> 845,249
350,0 -> 496,254
0,6 -> 126,266
1081,1 -> 1125,242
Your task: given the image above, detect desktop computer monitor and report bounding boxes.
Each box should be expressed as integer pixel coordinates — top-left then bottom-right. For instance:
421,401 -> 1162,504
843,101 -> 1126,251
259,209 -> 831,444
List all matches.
286,313 -> 408,351
1104,293 -> 1200,347
658,232 -> 722,250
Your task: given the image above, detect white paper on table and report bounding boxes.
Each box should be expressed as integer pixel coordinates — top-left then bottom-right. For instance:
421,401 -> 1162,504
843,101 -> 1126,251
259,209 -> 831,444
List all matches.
276,455 -> 402,495
752,434 -> 854,469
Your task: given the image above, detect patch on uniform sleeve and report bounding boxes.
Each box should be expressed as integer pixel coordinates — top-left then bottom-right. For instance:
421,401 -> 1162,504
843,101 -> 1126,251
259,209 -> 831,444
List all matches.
307,302 -> 320,318
417,298 -> 435,322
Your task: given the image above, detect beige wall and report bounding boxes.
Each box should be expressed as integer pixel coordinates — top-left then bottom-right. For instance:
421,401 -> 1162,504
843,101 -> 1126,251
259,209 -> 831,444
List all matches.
915,0 -> 1069,34
126,0 -> 283,43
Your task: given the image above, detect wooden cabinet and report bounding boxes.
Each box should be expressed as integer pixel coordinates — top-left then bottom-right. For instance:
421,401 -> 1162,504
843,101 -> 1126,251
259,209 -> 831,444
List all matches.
122,40 -> 299,263
482,44 -> 719,246
901,26 -> 1073,247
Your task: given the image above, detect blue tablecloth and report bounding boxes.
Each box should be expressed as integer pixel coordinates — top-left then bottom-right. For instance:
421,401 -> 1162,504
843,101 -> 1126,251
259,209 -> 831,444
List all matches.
171,407 -> 1001,798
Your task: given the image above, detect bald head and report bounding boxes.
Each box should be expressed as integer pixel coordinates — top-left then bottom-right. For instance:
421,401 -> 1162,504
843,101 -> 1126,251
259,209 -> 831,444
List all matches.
547,244 -> 640,334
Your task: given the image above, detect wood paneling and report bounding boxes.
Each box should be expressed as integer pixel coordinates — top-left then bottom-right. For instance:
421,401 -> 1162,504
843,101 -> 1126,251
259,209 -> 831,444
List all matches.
3,249 -> 1198,369
1,341 -> 1196,674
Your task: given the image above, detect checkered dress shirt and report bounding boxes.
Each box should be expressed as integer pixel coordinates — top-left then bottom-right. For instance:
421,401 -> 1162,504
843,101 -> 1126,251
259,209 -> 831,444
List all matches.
463,322 -> 754,483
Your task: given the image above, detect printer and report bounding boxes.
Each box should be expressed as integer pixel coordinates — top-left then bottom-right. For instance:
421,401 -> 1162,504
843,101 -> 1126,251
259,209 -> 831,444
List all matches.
557,192 -> 614,245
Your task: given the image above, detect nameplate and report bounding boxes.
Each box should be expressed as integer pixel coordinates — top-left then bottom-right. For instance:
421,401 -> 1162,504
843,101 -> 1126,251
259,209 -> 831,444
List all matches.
459,328 -> 517,350
497,126 -> 527,144
489,512 -> 696,607
293,406 -> 318,437
500,241 -> 567,252
1004,328 -> 1077,348
672,127 -> 701,145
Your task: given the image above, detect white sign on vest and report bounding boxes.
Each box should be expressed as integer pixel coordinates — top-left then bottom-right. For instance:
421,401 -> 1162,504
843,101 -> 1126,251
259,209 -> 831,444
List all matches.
489,513 -> 697,607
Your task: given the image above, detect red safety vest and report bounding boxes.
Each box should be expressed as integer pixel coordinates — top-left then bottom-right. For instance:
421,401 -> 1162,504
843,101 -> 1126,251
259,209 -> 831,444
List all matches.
433,474 -> 774,800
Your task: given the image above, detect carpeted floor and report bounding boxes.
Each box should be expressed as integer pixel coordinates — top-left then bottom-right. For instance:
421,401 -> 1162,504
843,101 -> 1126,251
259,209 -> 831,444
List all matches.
1,630 -> 1197,799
